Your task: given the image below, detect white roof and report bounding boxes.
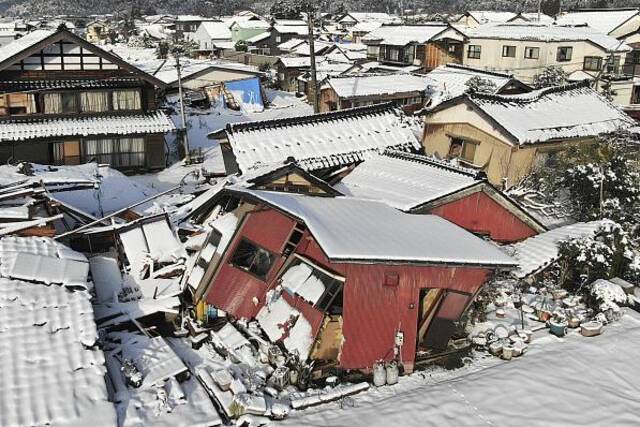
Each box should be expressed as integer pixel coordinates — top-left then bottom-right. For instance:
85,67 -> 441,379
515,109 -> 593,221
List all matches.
0,237 -> 116,426
279,56 -> 313,68
426,64 -> 514,105
457,84 -> 636,144
198,21 -> 232,39
351,21 -> 383,33
363,24 -> 458,45
235,188 -> 516,266
342,12 -> 401,24
335,152 -> 481,210
0,29 -> 53,64
555,9 -> 639,35
507,220 -> 606,278
464,23 -> 631,52
326,73 -> 433,98
277,37 -> 305,50
246,31 -> 270,43
232,20 -> 270,30
467,11 -> 517,24
274,25 -> 309,36
0,111 -> 175,142
223,104 -> 421,172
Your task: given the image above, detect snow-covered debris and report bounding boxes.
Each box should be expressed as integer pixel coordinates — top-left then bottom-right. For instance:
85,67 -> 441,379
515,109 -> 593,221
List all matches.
507,221 -> 608,278
590,279 -> 627,313
118,214 -> 186,269
0,237 -> 116,426
220,103 -> 421,173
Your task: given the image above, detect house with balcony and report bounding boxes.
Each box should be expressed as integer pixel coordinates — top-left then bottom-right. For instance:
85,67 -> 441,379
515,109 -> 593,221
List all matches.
0,26 -> 175,171
361,24 -> 467,72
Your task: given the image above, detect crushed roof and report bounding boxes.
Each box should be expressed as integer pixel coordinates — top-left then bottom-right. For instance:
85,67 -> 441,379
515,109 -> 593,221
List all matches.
233,188 -> 516,267
463,23 -> 631,51
325,73 -> 433,99
335,151 -> 482,210
221,103 -> 421,172
0,111 -> 175,142
555,9 -> 639,35
443,83 -> 636,144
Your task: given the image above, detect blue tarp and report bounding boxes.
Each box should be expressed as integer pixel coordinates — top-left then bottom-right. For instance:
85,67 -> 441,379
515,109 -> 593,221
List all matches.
224,77 -> 264,109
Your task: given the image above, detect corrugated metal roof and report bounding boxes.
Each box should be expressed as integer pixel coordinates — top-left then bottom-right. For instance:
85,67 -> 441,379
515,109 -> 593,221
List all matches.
233,188 -> 516,267
0,111 -> 175,142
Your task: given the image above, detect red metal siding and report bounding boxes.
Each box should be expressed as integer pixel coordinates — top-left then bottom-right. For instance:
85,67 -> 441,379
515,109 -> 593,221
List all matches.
206,207 -> 296,319
336,264 -> 491,372
429,191 -> 537,243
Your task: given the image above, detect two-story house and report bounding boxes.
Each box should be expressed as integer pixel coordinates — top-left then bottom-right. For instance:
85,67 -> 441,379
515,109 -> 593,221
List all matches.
0,26 -> 175,171
362,24 -> 467,72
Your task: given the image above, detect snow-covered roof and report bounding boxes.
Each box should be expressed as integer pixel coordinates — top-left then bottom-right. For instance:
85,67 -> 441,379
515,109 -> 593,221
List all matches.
233,188 -> 516,267
436,83 -> 636,145
274,25 -> 308,36
463,23 -> 631,52
325,73 -> 433,99
351,21 -> 383,33
277,37 -> 305,50
221,103 -> 421,172
341,12 -> 401,24
0,29 -> 53,64
555,9 -> 639,35
335,151 -> 481,210
278,56 -> 314,68
507,220 -> 606,278
198,21 -> 232,39
466,10 -> 517,24
0,111 -> 175,142
246,31 -> 270,43
363,24 -> 463,45
426,64 -> 516,106
232,20 -> 270,30
0,236 -> 116,426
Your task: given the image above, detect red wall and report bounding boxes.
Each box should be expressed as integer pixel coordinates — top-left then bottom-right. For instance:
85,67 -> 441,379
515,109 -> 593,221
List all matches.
206,204 -> 494,372
428,191 -> 537,243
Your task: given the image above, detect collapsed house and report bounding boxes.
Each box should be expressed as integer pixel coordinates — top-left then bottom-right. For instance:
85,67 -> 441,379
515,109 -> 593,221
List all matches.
191,187 -> 516,373
335,151 -> 546,243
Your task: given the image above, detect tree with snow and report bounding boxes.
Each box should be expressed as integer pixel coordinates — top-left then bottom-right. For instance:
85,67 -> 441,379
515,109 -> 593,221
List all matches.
464,76 -> 497,94
532,65 -> 568,89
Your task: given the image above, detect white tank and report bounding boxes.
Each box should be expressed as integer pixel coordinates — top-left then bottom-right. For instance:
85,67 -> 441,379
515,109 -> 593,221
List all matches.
372,361 -> 386,387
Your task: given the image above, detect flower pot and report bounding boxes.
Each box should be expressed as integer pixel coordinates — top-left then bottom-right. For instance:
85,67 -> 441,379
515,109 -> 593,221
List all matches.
581,321 -> 603,337
512,340 -> 527,357
489,341 -> 503,356
567,317 -> 581,328
538,310 -> 552,322
549,321 -> 567,337
502,345 -> 513,360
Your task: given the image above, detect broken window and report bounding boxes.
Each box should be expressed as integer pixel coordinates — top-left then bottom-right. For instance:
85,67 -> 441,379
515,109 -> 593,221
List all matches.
448,137 -> 477,163
279,255 -> 344,313
230,238 -> 275,281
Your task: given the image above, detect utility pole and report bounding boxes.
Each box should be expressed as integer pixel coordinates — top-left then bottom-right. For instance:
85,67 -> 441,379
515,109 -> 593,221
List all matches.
537,0 -> 542,22
175,54 -> 191,164
307,10 -> 320,113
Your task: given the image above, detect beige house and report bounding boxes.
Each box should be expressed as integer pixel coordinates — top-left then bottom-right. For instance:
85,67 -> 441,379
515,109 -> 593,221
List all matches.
461,23 -> 632,83
422,83 -> 636,187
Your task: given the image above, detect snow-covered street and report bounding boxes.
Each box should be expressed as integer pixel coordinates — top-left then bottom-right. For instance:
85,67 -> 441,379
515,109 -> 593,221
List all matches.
283,312 -> 640,427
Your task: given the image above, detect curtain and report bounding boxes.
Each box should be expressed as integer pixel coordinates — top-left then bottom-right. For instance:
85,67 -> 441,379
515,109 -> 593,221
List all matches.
43,93 -> 62,114
84,138 -> 144,167
80,91 -> 110,112
112,90 -> 141,111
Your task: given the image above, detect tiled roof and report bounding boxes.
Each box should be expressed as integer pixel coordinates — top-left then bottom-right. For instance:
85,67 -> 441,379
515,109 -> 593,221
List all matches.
223,103 -> 421,172
325,73 -> 433,99
0,111 -> 175,142
0,78 -> 143,92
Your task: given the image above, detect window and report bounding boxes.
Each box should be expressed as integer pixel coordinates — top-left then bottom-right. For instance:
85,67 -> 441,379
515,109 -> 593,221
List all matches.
556,46 -> 573,62
606,55 -> 621,74
80,91 -> 110,112
113,90 -> 142,110
502,45 -> 516,58
83,137 -> 145,167
583,56 -> 602,72
367,45 -> 380,59
448,137 -> 477,163
387,46 -> 400,62
230,238 -> 275,280
467,45 -> 481,59
524,46 -> 539,59
278,256 -> 345,313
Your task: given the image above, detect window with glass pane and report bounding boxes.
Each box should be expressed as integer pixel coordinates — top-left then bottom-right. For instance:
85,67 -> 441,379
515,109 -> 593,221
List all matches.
231,239 -> 275,280
80,91 -> 110,112
61,93 -> 78,113
606,56 -> 620,74
467,45 -> 481,59
524,47 -> 539,59
583,56 -> 602,72
556,46 -> 572,62
502,45 -> 516,57
113,90 -> 142,110
83,137 -> 145,168
278,256 -> 344,312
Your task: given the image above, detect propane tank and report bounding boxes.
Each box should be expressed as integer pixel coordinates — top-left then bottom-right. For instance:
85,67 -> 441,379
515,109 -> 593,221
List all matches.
386,360 -> 399,385
373,360 -> 386,387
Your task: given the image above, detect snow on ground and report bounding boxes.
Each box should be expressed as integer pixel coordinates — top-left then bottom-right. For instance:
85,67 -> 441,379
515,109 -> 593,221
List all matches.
281,311 -> 640,427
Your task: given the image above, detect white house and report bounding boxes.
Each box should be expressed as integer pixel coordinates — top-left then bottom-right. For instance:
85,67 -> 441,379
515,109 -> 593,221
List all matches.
192,21 -> 233,51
